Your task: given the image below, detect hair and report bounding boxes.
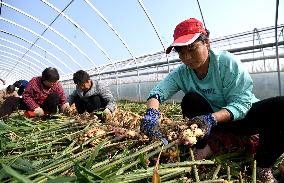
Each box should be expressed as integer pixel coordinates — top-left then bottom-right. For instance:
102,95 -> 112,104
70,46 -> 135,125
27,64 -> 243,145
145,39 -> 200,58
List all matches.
41,67 -> 60,82
73,70 -> 90,85
13,81 -> 21,88
6,85 -> 15,93
197,29 -> 210,41
205,29 -> 210,38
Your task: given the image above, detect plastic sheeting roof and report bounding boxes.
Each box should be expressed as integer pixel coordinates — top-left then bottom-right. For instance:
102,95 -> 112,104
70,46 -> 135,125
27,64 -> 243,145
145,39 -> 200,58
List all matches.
0,0 -> 283,85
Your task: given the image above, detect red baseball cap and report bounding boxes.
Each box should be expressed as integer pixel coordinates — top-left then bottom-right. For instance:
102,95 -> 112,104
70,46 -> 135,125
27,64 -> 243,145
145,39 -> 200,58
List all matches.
166,18 -> 207,54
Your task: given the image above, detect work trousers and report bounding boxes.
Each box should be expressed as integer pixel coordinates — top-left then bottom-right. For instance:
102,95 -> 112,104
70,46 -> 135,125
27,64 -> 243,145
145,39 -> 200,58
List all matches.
73,95 -> 107,114
0,93 -> 60,117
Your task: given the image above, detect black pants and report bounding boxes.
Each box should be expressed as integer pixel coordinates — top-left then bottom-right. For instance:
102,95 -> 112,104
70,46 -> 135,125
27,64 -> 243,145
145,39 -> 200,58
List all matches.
0,93 -> 60,117
73,95 -> 107,114
181,92 -> 284,168
41,93 -> 60,114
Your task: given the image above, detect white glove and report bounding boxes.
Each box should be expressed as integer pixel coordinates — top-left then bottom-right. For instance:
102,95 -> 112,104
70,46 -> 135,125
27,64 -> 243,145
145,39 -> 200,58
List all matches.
34,107 -> 44,117
61,102 -> 70,114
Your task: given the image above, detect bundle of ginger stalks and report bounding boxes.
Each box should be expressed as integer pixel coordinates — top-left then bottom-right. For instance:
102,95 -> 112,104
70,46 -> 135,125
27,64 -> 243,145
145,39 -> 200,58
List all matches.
1,100 -> 281,182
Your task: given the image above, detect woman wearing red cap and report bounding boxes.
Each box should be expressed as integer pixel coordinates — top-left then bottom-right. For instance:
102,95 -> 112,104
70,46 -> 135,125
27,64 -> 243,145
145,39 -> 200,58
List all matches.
140,18 -> 284,182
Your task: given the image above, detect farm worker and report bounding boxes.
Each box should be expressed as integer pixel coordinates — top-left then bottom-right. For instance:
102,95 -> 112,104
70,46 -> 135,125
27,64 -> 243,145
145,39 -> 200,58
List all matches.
0,85 -> 19,106
0,67 -> 70,118
68,70 -> 116,122
13,79 -> 29,96
140,18 -> 284,182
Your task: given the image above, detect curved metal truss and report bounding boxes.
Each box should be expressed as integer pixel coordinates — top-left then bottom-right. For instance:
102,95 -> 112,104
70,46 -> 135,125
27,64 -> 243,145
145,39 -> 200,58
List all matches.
1,0 -> 162,84
0,0 -> 282,91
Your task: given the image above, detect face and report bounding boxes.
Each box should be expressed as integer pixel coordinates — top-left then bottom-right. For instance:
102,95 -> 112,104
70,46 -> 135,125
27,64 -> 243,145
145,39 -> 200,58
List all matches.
42,80 -> 57,88
174,40 -> 209,70
78,79 -> 92,91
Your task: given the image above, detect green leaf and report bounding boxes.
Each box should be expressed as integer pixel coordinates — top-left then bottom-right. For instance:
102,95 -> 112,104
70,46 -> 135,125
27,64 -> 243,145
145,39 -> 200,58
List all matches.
139,153 -> 148,169
76,163 -> 103,181
46,176 -> 77,183
0,121 -> 12,130
1,164 -> 32,183
86,140 -> 108,169
20,121 -> 35,128
0,167 -> 9,180
74,163 -> 92,183
11,158 -> 35,173
61,140 -> 76,156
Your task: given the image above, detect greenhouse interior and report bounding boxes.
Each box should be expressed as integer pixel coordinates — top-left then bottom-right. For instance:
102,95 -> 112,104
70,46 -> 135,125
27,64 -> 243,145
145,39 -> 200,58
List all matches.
0,0 -> 284,182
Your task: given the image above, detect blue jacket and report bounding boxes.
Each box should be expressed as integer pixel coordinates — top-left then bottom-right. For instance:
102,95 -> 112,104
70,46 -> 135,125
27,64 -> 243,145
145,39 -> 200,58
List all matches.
18,80 -> 29,96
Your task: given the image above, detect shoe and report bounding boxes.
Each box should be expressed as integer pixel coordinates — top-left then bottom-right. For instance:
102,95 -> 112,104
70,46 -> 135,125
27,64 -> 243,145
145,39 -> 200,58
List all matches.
256,167 -> 278,183
193,144 -> 213,160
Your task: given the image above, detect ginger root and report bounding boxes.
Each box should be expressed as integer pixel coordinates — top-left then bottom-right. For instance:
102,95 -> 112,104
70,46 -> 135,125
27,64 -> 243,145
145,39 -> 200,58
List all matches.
180,124 -> 204,145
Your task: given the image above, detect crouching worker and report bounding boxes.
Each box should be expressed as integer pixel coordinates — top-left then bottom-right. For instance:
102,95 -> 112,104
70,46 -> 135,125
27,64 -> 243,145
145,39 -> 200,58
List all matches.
140,18 -> 284,182
0,85 -> 19,107
0,67 -> 70,118
68,70 -> 116,122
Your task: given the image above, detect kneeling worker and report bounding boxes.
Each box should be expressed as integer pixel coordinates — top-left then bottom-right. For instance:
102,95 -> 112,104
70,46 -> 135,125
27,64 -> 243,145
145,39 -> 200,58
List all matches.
68,70 -> 116,121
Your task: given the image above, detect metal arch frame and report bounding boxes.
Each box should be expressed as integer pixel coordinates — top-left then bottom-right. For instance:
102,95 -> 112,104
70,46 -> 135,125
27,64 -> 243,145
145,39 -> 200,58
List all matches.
42,0 -> 137,99
0,37 -> 65,74
2,2 -> 99,72
84,0 -> 139,68
93,50 -> 166,74
96,64 -> 112,74
275,0 -> 281,96
0,58 -> 35,79
0,17 -> 84,73
0,49 -> 44,72
137,0 -> 170,72
0,51 -> 42,75
277,26 -> 284,41
40,0 -> 110,75
0,30 -> 73,74
86,41 -> 284,77
252,28 -> 266,71
0,66 -> 26,79
0,44 -> 50,70
0,72 -> 21,83
0,1 -> 277,97
83,0 -> 140,100
0,62 -> 30,80
60,73 -> 73,82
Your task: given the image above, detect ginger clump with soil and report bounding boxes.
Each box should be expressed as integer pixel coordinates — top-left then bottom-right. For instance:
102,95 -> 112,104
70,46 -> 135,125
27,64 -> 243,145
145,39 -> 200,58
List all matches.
163,118 -> 204,145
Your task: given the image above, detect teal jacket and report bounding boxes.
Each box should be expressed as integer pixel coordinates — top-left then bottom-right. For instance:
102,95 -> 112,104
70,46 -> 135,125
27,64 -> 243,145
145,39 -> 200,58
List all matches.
149,49 -> 259,120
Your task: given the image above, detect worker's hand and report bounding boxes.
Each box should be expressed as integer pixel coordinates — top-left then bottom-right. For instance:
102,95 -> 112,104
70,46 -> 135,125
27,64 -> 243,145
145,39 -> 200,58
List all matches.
140,108 -> 162,138
61,102 -> 70,114
34,107 -> 44,117
101,108 -> 112,122
188,114 -> 217,138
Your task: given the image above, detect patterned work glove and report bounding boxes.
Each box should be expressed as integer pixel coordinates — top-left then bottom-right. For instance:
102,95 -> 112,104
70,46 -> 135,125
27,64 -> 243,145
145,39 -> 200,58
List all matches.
189,113 -> 217,137
140,108 -> 162,138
